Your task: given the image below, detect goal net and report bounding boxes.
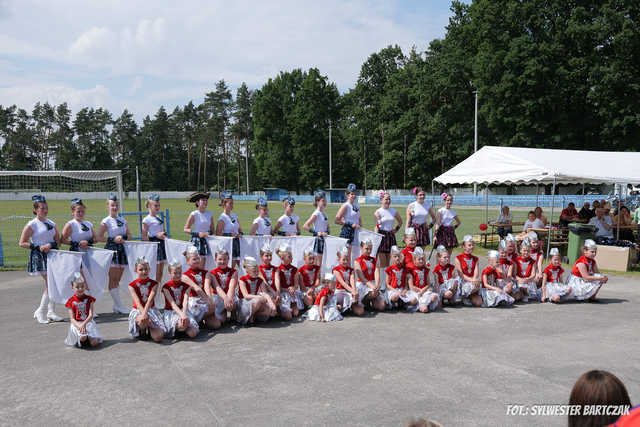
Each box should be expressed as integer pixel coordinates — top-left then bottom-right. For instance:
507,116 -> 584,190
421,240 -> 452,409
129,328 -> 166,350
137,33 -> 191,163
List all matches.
0,170 -> 124,202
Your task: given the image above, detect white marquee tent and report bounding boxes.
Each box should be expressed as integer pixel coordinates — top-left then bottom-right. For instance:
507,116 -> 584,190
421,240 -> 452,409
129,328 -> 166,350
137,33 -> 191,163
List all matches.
433,146 -> 640,256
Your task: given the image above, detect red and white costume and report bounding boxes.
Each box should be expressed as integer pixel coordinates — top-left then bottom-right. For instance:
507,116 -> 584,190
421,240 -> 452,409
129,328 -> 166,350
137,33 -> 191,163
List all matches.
304,287 -> 343,322
332,265 -> 354,312
455,253 -> 480,301
127,277 -> 165,337
515,256 -> 540,301
384,263 -> 414,308
433,263 -> 459,300
277,263 -> 304,311
408,266 -> 439,311
183,268 -> 209,322
237,274 -> 269,324
480,266 -> 514,307
64,293 -> 102,347
162,280 -> 199,336
355,255 -> 377,304
543,264 -> 572,302
567,256 -> 602,300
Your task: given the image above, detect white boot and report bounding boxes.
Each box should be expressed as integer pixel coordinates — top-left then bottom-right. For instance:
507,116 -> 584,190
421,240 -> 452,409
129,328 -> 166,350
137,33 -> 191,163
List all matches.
47,301 -> 64,322
110,288 -> 130,314
34,293 -> 49,324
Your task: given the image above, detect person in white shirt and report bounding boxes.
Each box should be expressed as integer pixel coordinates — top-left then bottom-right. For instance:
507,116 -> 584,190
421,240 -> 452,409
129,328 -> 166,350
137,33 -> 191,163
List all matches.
216,191 -> 243,268
589,208 -> 614,239
250,197 -> 272,236
374,191 -> 403,268
303,190 -> 331,265
520,210 -> 545,239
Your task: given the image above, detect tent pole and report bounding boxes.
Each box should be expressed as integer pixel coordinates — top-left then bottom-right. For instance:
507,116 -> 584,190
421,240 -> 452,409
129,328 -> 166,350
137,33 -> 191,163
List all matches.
546,177 -> 556,260
536,184 -> 539,207
582,183 -> 585,206
485,184 -> 489,225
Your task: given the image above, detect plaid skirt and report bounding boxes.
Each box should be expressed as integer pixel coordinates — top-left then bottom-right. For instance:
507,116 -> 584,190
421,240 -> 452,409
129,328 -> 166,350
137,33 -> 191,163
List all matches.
377,230 -> 397,253
413,222 -> 430,246
149,237 -> 167,262
105,241 -> 128,266
27,248 -> 47,274
339,224 -> 355,245
435,226 -> 458,248
313,236 -> 325,254
190,235 -> 210,256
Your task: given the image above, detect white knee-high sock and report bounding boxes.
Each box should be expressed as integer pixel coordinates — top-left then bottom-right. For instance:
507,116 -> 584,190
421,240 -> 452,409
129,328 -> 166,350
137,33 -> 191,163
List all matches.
38,293 -> 48,311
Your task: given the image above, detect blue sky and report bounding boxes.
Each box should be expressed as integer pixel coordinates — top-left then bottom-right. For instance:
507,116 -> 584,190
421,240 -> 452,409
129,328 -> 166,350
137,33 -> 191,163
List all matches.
0,0 -> 458,121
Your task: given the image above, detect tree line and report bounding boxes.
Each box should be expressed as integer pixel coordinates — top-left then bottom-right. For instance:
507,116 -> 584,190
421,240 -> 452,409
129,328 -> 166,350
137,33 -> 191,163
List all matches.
1,0 -> 638,193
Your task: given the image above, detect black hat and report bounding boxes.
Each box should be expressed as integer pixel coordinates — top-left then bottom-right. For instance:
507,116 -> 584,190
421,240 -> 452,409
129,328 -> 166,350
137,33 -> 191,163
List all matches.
187,191 -> 210,203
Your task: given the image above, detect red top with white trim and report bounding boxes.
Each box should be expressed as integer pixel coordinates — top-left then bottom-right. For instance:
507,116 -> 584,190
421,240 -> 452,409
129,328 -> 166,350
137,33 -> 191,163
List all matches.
482,266 -> 503,288
433,263 -> 455,284
259,263 -> 276,291
402,246 -> 416,270
314,287 -> 333,305
65,293 -> 95,321
410,266 -> 430,289
183,268 -> 207,297
209,266 -> 236,294
162,280 -> 189,310
543,265 -> 564,283
456,253 -> 479,277
355,255 -> 376,281
239,274 -> 264,298
515,256 -> 535,279
299,264 -> 320,289
278,263 -> 298,289
128,277 -> 158,309
332,265 -> 353,290
385,263 -> 407,289
571,255 -> 595,278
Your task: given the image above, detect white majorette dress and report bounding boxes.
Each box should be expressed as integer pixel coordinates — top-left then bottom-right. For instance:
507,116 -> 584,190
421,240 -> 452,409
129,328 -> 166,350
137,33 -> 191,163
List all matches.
219,212 -> 241,259
515,255 -> 540,301
277,264 -> 304,311
332,265 -> 353,312
64,294 -> 103,347
354,255 -> 376,303
408,200 -> 432,246
435,207 -> 458,248
26,217 -> 57,275
433,263 -> 460,301
408,265 -> 440,312
304,287 -> 343,322
208,266 -> 238,321
567,256 -> 602,300
183,268 -> 210,322
189,210 -> 213,256
543,265 -> 572,302
455,253 -> 479,304
480,267 -> 514,307
102,215 -> 129,266
277,213 -> 299,235
237,275 -> 269,324
375,207 -> 397,254
127,277 -> 165,337
161,279 -> 199,337
143,214 -> 167,263
311,208 -> 329,254
339,202 -> 360,244
67,218 -> 94,252
253,216 -> 272,236
384,263 -> 414,308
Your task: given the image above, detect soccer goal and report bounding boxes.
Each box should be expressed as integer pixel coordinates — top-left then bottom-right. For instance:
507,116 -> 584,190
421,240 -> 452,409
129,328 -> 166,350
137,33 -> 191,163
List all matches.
0,170 -> 124,202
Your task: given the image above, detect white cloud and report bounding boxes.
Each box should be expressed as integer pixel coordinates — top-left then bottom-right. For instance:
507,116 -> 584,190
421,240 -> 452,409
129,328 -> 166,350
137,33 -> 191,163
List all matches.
0,0 -> 451,119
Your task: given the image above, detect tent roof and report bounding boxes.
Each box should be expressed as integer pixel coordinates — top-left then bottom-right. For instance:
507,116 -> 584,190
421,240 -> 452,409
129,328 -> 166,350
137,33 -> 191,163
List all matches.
434,146 -> 640,185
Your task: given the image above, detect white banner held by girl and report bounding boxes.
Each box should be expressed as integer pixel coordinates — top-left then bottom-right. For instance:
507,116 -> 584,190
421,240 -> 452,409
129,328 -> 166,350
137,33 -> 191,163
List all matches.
46,249 -> 84,304
80,247 -> 115,301
350,228 -> 383,263
120,241 -> 158,286
270,236 -> 316,268
205,236 -> 234,270
238,235 -> 271,275
321,236 -> 349,275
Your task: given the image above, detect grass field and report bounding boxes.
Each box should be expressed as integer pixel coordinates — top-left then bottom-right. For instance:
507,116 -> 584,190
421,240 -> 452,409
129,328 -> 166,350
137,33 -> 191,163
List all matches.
0,198 -> 529,268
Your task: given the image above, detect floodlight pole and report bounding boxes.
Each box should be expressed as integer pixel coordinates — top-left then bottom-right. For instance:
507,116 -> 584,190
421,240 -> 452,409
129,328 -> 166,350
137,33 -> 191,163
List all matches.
546,176 -> 557,259
329,119 -> 333,190
473,90 -> 478,196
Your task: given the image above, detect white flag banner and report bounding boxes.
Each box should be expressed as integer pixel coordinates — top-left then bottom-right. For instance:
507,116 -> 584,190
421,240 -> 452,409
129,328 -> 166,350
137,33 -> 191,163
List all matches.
81,247 -> 115,301
270,236 -> 316,268
238,235 -> 271,275
206,236 -> 234,270
350,228 -> 383,264
46,249 -> 84,304
120,241 -> 158,286
164,238 -> 192,272
321,236 -> 349,275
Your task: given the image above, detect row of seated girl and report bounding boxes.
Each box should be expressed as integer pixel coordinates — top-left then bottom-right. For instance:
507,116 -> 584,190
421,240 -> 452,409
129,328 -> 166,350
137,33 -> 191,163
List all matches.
63,231 -> 609,347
